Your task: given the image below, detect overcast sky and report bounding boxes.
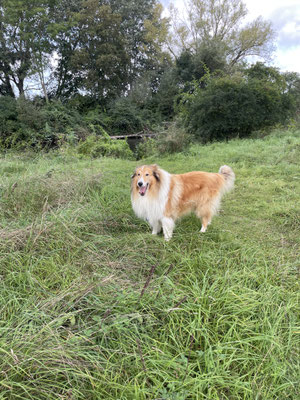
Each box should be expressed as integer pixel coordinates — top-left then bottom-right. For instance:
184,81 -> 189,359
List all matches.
162,0 -> 300,73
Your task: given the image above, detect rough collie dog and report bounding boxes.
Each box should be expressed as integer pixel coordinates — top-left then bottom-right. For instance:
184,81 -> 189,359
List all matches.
131,164 -> 235,241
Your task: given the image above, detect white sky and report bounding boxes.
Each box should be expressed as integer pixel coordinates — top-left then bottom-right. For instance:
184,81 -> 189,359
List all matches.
163,0 -> 300,73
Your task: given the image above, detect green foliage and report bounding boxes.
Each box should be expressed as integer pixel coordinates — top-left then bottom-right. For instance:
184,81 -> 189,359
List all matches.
283,71 -> 300,111
156,121 -> 192,154
136,122 -> 192,159
109,0 -> 170,85
154,68 -> 180,118
176,41 -> 227,88
77,134 -> 133,159
70,1 -> 129,103
181,66 -> 295,142
0,96 -> 41,149
0,0 -> 56,96
0,0 -> 169,103
0,96 -> 18,135
1,1 -> 298,145
0,97 -> 90,149
108,66 -> 177,127
135,137 -> 158,159
107,97 -> 145,134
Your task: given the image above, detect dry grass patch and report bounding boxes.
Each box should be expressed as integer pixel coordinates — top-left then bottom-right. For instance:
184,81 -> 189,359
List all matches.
0,171 -> 102,219
0,221 -> 54,250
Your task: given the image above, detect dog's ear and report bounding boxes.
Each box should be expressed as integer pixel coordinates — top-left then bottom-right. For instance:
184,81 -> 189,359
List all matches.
152,165 -> 160,181
153,170 -> 160,181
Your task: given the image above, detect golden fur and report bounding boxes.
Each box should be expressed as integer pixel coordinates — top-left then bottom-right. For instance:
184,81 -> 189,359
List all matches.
131,164 -> 235,240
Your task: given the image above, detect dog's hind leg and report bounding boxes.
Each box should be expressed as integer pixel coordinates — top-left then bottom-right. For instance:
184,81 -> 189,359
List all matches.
151,220 -> 162,235
196,206 -> 212,233
197,196 -> 220,233
200,214 -> 211,233
162,217 -> 175,241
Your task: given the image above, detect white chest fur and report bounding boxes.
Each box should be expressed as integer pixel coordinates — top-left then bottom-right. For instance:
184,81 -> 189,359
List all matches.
131,170 -> 170,225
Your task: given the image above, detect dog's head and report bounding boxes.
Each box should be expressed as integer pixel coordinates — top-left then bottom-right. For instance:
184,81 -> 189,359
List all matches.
131,164 -> 160,197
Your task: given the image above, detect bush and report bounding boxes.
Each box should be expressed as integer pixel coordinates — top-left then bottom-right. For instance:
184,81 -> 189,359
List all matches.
107,97 -> 145,134
135,122 -> 191,159
135,137 -> 158,159
181,71 -> 295,142
156,122 -> 192,154
77,134 -> 133,159
0,96 -> 21,147
0,97 -> 89,149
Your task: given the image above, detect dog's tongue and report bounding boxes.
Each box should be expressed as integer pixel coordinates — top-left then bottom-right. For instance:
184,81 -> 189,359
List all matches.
139,185 -> 147,196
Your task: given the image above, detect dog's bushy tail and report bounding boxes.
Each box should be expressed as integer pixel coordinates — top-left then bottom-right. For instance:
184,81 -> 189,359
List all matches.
219,165 -> 235,193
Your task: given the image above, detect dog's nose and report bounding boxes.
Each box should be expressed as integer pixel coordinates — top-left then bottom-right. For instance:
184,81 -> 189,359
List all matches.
138,181 -> 143,187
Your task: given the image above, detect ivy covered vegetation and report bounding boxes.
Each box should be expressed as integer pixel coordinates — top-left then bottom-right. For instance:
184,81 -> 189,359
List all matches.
0,0 -> 299,156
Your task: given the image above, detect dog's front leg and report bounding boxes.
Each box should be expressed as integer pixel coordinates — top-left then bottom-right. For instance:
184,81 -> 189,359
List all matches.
151,220 -> 162,235
162,217 -> 175,241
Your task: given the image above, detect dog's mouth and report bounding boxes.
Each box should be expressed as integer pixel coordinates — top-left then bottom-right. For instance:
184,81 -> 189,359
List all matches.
138,183 -> 148,196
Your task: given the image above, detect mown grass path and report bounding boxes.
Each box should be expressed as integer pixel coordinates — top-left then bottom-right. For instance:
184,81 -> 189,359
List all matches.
0,129 -> 299,399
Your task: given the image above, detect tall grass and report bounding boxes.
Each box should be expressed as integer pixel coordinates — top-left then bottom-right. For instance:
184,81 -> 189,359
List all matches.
0,129 -> 299,399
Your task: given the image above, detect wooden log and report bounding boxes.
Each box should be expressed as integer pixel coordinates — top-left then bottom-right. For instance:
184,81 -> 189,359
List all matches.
110,132 -> 155,140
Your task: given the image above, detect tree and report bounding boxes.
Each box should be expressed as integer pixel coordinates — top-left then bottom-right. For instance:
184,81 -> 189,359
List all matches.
175,39 -> 227,88
181,63 -> 295,142
50,0 -> 88,98
0,69 -> 15,97
168,0 -> 275,67
245,62 -> 286,89
51,0 -> 170,103
282,71 -> 300,112
69,0 -> 129,103
0,0 -> 55,97
0,0 -> 171,103
108,0 -> 170,88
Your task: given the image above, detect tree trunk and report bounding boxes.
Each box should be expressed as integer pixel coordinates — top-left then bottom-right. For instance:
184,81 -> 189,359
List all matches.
38,69 -> 49,103
0,75 -> 15,97
16,78 -> 25,97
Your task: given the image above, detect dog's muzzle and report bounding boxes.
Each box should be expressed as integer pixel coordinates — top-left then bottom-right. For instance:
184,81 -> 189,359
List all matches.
138,181 -> 148,196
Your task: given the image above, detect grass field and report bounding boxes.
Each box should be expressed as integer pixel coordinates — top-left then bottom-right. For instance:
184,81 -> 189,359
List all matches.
0,129 -> 299,399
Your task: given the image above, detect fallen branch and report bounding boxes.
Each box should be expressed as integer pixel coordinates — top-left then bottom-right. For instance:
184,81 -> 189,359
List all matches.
140,265 -> 157,298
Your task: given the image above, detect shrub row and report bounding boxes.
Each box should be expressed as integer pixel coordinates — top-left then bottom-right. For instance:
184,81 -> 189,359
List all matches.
0,63 -> 299,156
0,96 -> 190,159
0,97 -> 134,159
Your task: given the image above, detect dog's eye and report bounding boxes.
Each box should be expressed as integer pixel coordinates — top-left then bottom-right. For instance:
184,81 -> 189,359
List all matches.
137,173 -> 140,176
145,173 -> 149,176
